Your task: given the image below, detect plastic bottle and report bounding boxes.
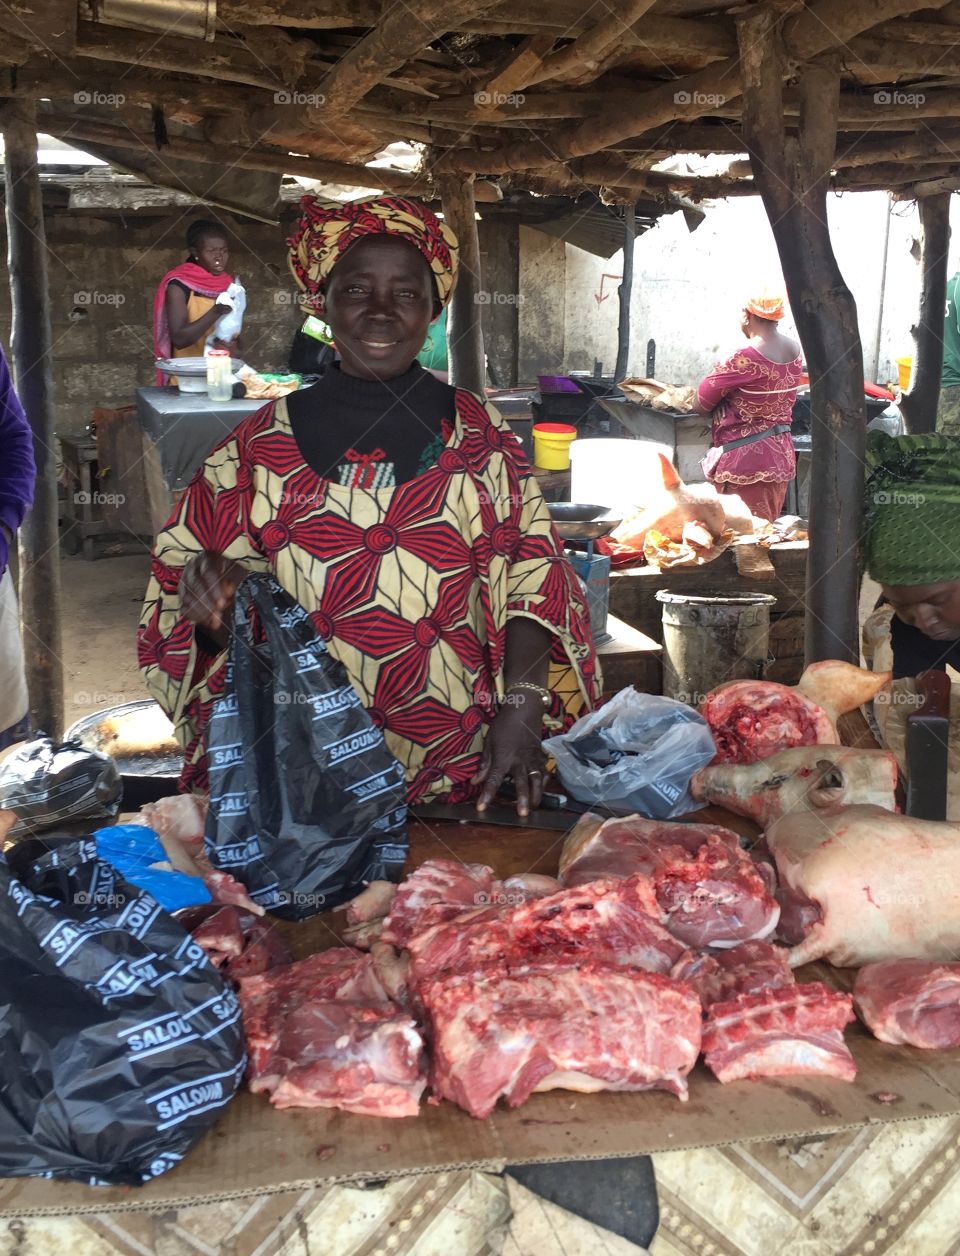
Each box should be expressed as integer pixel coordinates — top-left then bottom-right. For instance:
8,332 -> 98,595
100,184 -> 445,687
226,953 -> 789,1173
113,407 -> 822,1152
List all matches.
206,348 -> 232,402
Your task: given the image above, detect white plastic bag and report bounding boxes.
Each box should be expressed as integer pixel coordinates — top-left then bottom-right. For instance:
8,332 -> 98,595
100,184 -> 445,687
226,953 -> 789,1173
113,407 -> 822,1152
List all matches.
206,279 -> 246,347
543,688 -> 717,818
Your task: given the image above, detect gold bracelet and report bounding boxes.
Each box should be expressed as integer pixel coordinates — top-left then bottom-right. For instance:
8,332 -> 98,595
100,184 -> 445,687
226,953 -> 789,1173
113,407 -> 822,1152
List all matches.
506,681 -> 551,709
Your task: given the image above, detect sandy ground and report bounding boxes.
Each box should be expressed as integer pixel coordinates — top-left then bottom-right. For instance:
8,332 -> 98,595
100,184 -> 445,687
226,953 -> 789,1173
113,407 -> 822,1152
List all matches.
59,547 -> 153,729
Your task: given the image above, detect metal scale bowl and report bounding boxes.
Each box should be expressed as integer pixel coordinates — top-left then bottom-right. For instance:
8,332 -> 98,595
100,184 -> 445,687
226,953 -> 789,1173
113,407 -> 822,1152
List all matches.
548,503 -> 621,643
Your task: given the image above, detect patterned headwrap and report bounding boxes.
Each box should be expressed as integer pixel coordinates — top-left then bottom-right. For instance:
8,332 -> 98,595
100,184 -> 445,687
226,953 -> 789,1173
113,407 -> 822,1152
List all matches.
745,288 -> 786,321
863,432 -> 960,585
287,195 -> 459,314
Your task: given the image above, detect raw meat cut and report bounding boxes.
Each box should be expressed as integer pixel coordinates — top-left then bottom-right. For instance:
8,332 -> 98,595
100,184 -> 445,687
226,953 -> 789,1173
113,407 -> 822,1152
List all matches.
238,948 -> 426,1116
421,961 -> 702,1117
702,983 -> 856,1083
854,961 -> 960,1048
201,868 -> 265,916
407,877 -> 686,984
558,814 -> 778,949
345,880 -> 397,925
654,836 -> 780,949
671,941 -> 794,1010
765,805 -> 960,967
501,873 -> 562,900
699,661 -> 891,765
179,904 -> 291,979
380,859 -> 498,948
559,812 -> 743,886
690,746 -> 899,825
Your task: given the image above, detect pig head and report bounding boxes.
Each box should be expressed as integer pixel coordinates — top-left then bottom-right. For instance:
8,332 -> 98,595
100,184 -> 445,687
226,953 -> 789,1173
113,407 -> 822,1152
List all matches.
607,454 -> 727,552
690,746 -> 899,827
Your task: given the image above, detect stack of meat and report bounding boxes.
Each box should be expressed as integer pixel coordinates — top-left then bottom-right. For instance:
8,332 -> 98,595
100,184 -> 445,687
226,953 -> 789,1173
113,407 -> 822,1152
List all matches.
234,808 -> 862,1120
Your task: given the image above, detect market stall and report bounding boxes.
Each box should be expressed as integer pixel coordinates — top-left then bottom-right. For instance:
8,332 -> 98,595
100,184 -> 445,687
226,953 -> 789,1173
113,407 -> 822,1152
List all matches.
4,807 -> 960,1222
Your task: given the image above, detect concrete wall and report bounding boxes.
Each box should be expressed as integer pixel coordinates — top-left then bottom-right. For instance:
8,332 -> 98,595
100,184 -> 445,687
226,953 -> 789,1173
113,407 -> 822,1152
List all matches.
0,206 -> 302,437
552,190 -> 960,391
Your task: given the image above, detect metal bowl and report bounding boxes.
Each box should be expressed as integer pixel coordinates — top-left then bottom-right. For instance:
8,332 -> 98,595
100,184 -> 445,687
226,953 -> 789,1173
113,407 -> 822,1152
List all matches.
548,502 -> 612,522
548,502 -> 621,541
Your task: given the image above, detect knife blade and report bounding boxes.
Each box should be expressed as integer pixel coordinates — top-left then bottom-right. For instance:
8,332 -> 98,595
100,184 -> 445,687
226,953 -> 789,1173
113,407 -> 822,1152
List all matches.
905,669 -> 951,821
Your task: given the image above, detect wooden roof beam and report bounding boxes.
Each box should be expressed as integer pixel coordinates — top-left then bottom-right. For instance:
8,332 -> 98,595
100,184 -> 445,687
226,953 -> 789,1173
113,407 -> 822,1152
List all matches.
314,0 -> 503,117
39,111 -> 430,194
518,0 -> 659,89
833,128 -> 960,167
444,0 -> 956,172
74,21 -> 303,93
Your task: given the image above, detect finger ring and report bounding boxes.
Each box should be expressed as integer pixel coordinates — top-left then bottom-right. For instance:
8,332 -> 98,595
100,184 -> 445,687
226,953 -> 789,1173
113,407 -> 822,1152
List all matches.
529,769 -> 543,777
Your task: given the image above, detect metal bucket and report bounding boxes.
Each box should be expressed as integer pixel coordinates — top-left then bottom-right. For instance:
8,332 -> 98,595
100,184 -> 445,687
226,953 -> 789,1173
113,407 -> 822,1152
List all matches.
655,591 -> 778,705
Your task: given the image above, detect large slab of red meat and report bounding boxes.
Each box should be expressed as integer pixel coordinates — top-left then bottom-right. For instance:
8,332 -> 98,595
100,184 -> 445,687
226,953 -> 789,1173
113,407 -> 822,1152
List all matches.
179,904 -> 292,980
238,948 -> 426,1116
699,661 -> 890,765
671,941 -> 794,1010
854,960 -> 960,1048
702,983 -> 856,1083
380,859 -> 500,948
407,876 -> 687,984
558,814 -> 778,949
421,961 -> 702,1118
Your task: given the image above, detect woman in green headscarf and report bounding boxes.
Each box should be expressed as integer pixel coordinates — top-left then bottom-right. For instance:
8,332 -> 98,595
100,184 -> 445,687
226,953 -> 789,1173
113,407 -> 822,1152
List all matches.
863,432 -> 960,677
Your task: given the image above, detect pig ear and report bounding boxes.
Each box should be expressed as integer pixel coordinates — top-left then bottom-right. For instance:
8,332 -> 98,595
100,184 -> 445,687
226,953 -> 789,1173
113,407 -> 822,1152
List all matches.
658,452 -> 681,490
807,760 -> 845,808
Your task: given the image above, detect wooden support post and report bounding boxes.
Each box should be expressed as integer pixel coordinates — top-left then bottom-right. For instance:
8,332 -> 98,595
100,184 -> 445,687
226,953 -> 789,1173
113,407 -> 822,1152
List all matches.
615,204 -> 636,383
437,175 -> 486,395
900,192 -> 951,434
2,99 -> 63,736
738,12 -> 864,665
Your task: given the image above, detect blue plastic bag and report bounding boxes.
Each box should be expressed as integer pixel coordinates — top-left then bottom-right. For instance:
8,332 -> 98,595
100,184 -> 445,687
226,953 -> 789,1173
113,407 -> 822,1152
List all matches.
95,824 -> 211,913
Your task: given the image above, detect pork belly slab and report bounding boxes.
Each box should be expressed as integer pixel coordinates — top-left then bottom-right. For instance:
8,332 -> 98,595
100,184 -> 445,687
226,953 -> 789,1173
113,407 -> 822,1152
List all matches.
702,983 -> 856,1083
420,962 -> 702,1118
238,948 -> 426,1117
854,960 -> 960,1049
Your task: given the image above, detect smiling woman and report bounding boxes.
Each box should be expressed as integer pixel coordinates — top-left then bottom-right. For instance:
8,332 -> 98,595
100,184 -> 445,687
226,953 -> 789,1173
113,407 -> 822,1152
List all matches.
138,195 -> 600,814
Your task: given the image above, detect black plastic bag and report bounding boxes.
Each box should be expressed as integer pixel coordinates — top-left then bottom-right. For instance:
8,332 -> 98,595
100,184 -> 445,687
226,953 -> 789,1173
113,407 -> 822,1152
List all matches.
0,838 -> 245,1186
204,574 -> 407,921
0,735 -> 121,837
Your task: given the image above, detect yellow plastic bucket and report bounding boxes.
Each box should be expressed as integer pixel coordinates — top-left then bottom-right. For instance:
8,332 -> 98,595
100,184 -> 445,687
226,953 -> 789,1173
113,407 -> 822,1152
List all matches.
897,356 -> 913,390
533,422 -> 577,470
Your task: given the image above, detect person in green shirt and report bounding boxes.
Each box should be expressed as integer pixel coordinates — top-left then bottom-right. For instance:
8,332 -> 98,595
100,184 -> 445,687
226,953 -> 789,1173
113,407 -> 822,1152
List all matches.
938,270 -> 960,435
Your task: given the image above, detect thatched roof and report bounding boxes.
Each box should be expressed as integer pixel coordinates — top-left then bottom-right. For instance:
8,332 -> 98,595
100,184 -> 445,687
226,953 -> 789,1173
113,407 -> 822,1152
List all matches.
5,0 -> 960,217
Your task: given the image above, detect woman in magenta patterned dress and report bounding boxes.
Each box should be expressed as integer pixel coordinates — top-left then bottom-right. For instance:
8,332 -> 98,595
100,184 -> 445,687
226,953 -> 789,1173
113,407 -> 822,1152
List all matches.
695,291 -> 803,521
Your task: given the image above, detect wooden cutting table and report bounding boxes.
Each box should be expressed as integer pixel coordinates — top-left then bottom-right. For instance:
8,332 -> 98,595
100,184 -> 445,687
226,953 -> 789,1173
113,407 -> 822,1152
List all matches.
6,806 -> 960,1221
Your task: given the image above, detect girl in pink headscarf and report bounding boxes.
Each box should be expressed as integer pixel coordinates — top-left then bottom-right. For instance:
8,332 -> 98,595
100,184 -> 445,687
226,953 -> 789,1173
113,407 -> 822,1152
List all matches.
695,292 -> 803,521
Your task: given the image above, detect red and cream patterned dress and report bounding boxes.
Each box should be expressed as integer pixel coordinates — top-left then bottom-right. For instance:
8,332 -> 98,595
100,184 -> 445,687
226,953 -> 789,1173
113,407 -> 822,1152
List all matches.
698,345 -> 802,486
138,390 -> 600,804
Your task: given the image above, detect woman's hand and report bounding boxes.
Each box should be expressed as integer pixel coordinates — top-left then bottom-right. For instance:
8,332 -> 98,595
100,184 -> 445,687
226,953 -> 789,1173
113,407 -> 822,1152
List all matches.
180,551 -> 248,643
475,691 -> 547,817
